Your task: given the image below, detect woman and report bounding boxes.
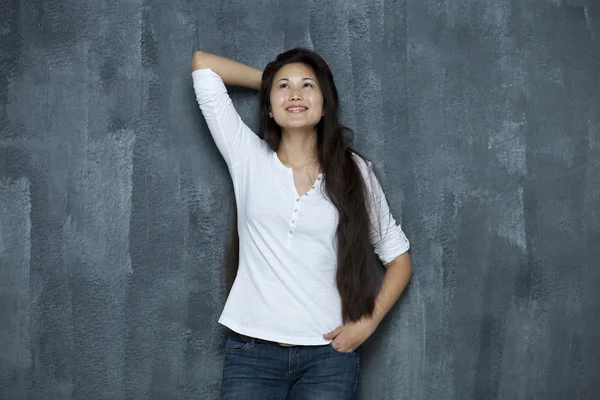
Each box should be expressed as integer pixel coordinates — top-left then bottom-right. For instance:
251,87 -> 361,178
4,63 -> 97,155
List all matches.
190,48 -> 412,400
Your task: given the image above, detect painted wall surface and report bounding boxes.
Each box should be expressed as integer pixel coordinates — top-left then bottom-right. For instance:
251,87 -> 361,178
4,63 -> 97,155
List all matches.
1,1 -> 599,399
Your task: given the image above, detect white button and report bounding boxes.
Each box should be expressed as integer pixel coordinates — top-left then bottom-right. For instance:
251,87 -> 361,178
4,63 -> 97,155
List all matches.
296,198 -> 300,202
294,209 -> 298,212
317,177 -> 321,180
312,186 -> 315,189
291,220 -> 295,223
289,230 -> 293,234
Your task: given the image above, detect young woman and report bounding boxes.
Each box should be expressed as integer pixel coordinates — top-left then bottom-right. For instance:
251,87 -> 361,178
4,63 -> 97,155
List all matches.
190,48 -> 412,400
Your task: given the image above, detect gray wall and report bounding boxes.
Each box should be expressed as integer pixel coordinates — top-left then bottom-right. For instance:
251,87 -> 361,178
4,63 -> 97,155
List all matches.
1,0 -> 599,399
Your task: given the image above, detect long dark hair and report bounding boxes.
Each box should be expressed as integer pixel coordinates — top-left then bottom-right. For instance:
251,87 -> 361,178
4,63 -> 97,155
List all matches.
225,48 -> 379,322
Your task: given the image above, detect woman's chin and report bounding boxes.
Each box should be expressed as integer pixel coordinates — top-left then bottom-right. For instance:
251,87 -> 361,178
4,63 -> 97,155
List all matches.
277,120 -> 320,131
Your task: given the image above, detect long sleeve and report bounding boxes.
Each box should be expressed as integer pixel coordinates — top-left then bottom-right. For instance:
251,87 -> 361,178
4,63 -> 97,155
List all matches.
358,157 -> 410,265
192,68 -> 263,168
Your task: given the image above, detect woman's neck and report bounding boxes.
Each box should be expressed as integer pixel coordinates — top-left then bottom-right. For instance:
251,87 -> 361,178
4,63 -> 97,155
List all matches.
277,129 -> 319,168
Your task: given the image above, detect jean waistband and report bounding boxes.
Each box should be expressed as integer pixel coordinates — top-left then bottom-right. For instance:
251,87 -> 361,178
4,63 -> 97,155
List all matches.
230,331 -> 296,347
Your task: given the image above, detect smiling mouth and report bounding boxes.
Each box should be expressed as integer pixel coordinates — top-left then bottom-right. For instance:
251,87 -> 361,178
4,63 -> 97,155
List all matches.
286,106 -> 308,113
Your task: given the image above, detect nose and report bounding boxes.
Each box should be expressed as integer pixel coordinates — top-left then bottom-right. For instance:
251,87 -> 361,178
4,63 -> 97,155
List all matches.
289,88 -> 302,101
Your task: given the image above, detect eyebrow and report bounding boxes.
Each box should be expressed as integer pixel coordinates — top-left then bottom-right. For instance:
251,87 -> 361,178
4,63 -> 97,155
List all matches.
276,78 -> 316,82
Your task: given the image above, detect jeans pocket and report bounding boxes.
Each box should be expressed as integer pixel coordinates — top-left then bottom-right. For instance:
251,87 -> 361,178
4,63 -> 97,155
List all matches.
225,337 -> 251,353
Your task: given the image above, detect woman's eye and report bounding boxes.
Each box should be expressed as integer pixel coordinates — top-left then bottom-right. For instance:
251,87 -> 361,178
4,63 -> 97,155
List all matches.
279,83 -> 289,89
304,82 -> 314,88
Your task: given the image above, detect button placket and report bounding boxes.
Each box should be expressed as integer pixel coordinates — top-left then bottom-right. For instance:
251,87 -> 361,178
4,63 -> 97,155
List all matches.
288,175 -> 321,240
288,197 -> 302,237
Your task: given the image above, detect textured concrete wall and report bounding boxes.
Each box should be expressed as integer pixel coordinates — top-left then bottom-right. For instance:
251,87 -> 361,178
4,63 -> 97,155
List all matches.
1,0 -> 599,399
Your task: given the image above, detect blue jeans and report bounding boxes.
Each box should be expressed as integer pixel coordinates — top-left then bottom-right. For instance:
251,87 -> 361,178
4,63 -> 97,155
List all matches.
220,334 -> 360,400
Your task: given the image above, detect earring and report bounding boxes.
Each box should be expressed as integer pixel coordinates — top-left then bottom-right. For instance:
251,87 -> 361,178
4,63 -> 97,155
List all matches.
269,112 -> 273,118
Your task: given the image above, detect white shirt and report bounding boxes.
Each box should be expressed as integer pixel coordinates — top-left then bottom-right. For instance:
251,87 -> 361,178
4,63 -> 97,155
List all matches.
192,68 -> 410,345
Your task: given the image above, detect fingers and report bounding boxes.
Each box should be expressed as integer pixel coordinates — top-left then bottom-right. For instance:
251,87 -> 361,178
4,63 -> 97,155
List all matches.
323,325 -> 343,340
333,343 -> 352,352
331,338 -> 354,353
330,332 -> 349,352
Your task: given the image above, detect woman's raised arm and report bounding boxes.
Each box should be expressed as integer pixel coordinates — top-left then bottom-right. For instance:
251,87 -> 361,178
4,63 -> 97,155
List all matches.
190,51 -> 264,168
191,51 -> 262,90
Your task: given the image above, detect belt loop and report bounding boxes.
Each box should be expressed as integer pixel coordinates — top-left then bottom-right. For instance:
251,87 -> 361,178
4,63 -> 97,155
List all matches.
249,337 -> 256,347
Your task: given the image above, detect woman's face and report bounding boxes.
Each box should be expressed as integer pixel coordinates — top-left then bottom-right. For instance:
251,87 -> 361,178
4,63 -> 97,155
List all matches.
269,63 -> 324,132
